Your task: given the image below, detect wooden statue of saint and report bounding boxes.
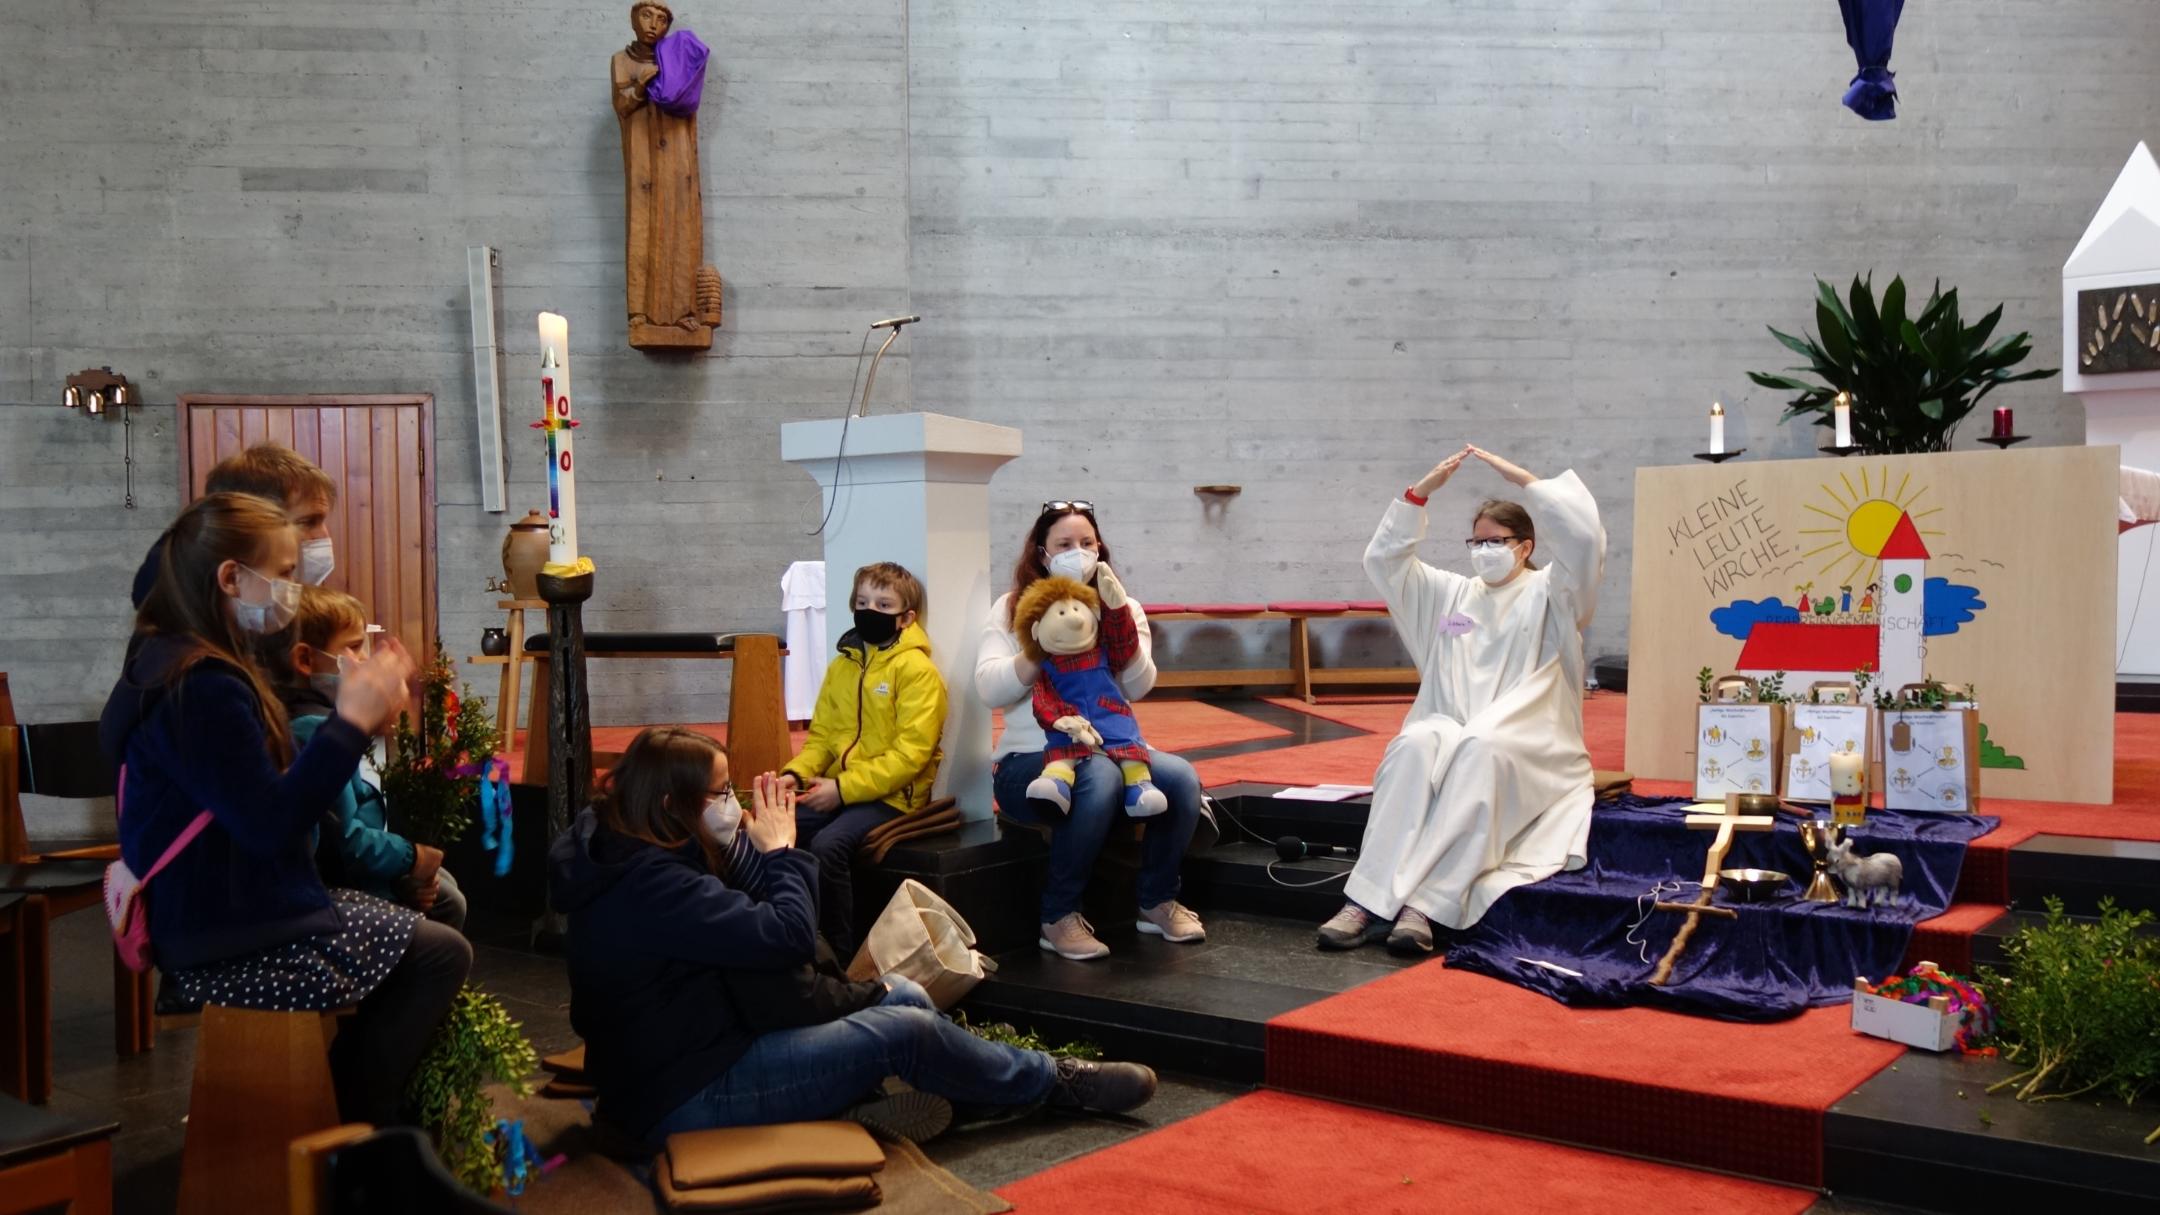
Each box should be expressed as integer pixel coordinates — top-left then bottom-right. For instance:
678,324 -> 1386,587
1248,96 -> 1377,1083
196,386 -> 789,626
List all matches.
613,1 -> 723,350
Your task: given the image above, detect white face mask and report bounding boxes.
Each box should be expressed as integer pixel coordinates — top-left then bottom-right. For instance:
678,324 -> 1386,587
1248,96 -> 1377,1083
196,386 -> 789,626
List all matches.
1046,546 -> 1099,583
701,790 -> 743,848
310,650 -> 357,698
300,537 -> 335,586
1469,542 -> 1520,585
232,564 -> 302,634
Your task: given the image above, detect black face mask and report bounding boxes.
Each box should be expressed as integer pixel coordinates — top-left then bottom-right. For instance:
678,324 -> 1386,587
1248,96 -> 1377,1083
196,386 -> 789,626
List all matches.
853,608 -> 901,645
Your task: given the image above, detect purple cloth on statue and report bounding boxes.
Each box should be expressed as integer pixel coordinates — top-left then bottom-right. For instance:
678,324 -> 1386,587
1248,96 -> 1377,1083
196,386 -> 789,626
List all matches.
648,29 -> 709,116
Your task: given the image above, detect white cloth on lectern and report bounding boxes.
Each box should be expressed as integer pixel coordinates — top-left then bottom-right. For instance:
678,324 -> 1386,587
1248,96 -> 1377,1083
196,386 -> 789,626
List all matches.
1343,470 -> 1607,930
781,561 -> 828,721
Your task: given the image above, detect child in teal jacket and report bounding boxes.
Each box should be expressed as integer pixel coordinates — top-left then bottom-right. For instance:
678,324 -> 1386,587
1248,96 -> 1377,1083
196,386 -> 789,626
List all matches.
264,587 -> 465,928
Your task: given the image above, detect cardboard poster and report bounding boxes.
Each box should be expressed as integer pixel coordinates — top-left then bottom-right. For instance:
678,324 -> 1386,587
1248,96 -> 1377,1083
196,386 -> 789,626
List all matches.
1783,704 -> 1872,803
1694,703 -> 1783,800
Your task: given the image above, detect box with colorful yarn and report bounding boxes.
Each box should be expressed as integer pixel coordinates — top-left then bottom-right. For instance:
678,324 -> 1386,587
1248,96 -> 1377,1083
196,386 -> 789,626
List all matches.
1851,962 -> 1994,1053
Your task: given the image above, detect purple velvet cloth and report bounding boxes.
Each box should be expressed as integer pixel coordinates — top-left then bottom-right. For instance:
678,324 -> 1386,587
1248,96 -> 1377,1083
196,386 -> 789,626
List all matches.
1838,0 -> 1904,120
648,29 -> 710,116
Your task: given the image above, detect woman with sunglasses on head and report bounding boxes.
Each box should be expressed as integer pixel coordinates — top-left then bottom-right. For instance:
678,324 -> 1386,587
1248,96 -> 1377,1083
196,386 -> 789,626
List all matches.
1316,446 -> 1606,956
975,501 -> 1207,961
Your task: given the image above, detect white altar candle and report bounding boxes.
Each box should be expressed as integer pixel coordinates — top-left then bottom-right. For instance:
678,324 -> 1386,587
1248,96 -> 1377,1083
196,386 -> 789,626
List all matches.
1833,392 -> 1852,449
537,311 -> 579,568
1708,401 -> 1725,455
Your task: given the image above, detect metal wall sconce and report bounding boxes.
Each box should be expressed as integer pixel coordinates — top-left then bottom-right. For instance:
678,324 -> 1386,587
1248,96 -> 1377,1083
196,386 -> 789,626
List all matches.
64,366 -> 141,509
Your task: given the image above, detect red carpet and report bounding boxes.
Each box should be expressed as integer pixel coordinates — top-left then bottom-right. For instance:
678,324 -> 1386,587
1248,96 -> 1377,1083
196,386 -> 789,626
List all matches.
997,1090 -> 1814,1214
1901,902 -> 2002,975
1265,962 -> 1904,1187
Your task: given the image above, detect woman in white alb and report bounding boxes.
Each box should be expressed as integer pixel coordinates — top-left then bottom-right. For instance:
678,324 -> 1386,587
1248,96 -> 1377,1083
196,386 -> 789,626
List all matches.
1318,445 -> 1607,955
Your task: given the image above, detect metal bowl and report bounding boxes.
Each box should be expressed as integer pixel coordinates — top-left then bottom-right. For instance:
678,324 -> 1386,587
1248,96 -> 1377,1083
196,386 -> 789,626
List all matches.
1718,868 -> 1792,903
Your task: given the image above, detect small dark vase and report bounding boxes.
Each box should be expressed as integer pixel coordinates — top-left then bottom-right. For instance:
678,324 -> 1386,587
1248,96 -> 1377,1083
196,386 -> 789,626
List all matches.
480,627 -> 509,657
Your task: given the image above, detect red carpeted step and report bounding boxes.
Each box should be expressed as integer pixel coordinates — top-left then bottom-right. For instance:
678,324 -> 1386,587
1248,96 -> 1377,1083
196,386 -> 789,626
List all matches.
1265,963 -> 1903,1187
1900,902 -> 2003,975
997,1090 -> 1815,1215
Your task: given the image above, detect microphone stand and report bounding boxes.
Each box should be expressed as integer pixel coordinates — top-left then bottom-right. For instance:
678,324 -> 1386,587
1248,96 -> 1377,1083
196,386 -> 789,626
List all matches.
855,323 -> 908,417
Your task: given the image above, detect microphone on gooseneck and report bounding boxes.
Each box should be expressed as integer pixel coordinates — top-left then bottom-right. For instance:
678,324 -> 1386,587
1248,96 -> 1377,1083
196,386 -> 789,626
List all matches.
1277,836 -> 1357,862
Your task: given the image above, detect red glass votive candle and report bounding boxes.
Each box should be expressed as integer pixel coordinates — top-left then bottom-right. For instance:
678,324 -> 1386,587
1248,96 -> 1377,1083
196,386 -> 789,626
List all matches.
1992,406 -> 2012,438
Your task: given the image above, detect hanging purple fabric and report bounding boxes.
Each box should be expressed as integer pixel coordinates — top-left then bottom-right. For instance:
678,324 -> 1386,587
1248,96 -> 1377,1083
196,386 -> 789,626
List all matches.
1838,0 -> 1904,121
648,28 -> 710,117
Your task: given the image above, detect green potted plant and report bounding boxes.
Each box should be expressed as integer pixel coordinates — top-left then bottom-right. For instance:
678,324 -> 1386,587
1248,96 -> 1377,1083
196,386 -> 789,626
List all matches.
1748,276 -> 2057,453
406,985 -> 543,1193
381,645 -> 504,849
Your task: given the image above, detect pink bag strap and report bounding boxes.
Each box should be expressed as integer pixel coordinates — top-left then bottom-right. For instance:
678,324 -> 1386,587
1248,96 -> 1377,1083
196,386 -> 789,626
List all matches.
114,762 -> 215,883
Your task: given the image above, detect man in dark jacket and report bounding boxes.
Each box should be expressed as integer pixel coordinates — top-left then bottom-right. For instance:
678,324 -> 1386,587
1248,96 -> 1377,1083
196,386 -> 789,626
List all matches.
549,800 -> 1158,1147
134,443 -> 339,607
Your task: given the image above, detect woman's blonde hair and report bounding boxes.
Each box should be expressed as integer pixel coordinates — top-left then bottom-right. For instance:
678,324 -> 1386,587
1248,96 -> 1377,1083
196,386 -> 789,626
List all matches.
134,493 -> 299,763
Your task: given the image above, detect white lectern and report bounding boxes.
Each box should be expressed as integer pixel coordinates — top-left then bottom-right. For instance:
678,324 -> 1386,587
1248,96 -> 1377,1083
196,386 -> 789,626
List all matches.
2065,142 -> 2160,676
781,412 -> 1022,820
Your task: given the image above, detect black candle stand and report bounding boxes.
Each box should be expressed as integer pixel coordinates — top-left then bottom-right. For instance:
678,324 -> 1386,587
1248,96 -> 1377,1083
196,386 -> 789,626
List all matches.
1978,434 -> 2030,449
1692,449 -> 1747,463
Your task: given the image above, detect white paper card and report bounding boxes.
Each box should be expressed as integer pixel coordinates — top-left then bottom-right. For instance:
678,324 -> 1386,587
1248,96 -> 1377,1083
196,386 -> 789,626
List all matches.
1882,710 -> 1971,812
1695,704 -> 1776,799
1272,784 -> 1373,802
1783,704 -> 1872,803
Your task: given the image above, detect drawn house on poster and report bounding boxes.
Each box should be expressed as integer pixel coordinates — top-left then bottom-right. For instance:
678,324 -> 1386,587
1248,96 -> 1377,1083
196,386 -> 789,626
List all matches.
1733,511 -> 1929,690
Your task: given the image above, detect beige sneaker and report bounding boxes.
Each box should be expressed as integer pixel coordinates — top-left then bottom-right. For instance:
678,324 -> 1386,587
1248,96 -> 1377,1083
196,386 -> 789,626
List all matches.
1039,912 -> 1110,960
1136,900 -> 1206,943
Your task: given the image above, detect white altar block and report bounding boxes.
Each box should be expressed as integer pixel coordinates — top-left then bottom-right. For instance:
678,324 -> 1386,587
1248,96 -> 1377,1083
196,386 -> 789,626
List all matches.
782,412 -> 1022,821
2064,142 -> 2160,676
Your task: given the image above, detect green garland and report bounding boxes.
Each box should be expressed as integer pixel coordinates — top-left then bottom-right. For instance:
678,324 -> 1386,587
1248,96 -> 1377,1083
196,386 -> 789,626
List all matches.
1981,898 -> 2160,1144
405,985 -> 541,1193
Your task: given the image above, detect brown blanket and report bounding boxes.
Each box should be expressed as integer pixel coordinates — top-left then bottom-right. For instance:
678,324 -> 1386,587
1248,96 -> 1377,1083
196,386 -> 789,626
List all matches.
855,799 -> 962,865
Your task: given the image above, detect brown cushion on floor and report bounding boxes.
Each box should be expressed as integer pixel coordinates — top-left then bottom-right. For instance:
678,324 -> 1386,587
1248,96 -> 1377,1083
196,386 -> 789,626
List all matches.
665,1122 -> 886,1189
655,1161 -> 881,1213
541,1044 -> 587,1076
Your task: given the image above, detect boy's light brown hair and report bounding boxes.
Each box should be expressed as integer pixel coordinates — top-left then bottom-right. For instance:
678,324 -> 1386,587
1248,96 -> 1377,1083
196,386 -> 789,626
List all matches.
206,442 -> 338,510
291,586 -> 368,652
854,561 -> 927,622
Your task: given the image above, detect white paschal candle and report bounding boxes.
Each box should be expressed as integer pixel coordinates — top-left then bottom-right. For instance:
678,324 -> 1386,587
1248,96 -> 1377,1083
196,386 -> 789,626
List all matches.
1833,392 -> 1852,449
537,311 -> 579,568
1709,401 -> 1725,454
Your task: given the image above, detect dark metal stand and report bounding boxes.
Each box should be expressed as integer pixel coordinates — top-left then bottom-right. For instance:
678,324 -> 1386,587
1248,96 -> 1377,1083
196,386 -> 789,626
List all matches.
1978,434 -> 2030,449
1692,449 -> 1746,463
532,567 -> 594,940
1818,444 -> 1864,457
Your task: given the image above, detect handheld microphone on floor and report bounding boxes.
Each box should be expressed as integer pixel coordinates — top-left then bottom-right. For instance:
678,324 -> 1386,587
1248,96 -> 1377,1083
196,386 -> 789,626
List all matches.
1276,836 -> 1357,862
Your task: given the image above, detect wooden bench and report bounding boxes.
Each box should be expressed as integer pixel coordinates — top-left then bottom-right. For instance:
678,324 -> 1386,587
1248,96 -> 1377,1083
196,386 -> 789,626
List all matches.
177,1004 -> 353,1215
1142,601 -> 1415,702
518,632 -> 791,787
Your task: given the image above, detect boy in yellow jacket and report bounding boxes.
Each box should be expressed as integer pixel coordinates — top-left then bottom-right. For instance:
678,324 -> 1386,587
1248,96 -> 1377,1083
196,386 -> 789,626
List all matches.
779,562 -> 947,956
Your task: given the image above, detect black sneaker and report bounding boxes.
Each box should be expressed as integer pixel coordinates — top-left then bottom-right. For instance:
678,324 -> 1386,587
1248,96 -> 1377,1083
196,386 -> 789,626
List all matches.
846,1089 -> 954,1143
1045,1057 -> 1158,1115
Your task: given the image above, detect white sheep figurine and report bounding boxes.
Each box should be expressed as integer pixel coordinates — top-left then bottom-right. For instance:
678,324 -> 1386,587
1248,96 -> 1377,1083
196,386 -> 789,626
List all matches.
1828,838 -> 1904,908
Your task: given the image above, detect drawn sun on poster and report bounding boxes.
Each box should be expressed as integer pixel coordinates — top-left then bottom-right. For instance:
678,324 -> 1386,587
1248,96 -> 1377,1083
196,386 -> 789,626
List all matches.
1797,465 -> 1944,586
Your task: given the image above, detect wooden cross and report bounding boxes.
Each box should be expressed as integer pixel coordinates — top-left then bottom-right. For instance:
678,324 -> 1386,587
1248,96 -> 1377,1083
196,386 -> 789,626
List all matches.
1648,794 -> 1779,986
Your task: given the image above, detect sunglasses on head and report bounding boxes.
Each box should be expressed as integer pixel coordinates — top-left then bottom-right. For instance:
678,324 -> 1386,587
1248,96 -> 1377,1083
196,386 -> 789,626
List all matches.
1039,500 -> 1096,517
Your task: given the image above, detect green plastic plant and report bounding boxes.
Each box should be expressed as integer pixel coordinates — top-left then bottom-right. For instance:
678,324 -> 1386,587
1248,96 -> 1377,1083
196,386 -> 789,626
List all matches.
381,644 -> 503,848
406,985 -> 542,1193
1981,898 -> 2160,1144
1755,671 -> 1788,705
1748,276 -> 2056,454
1696,667 -> 1716,705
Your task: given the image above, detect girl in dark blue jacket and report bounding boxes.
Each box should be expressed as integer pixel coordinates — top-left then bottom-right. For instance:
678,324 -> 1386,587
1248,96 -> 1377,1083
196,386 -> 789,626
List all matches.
549,727 -> 1159,1148
100,492 -> 470,1126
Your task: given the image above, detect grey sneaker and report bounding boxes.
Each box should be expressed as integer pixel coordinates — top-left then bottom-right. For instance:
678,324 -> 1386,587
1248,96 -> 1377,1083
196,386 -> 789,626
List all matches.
1136,900 -> 1206,943
1046,1056 -> 1158,1115
1316,902 -> 1388,950
1387,907 -> 1436,955
1039,912 -> 1111,960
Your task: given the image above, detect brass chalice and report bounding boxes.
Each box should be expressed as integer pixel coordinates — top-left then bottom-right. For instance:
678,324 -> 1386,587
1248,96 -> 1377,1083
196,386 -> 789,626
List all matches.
1798,819 -> 1845,904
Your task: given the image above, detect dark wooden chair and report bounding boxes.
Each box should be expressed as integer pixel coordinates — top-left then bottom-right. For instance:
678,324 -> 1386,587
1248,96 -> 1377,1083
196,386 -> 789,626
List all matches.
291,1124 -> 513,1215
0,1090 -> 116,1214
0,679 -> 155,1073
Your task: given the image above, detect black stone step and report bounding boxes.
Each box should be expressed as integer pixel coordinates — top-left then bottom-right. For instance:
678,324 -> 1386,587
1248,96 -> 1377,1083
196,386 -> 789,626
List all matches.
2008,834 -> 2160,916
956,910 -> 1417,1083
1825,1049 -> 2160,1209
1970,907 -> 2160,971
1208,783 -> 1371,850
1179,841 -> 1361,923
2119,677 -> 2160,714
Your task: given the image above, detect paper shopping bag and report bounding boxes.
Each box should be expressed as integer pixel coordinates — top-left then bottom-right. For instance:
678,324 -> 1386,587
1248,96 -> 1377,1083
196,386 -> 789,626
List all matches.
846,879 -> 998,1010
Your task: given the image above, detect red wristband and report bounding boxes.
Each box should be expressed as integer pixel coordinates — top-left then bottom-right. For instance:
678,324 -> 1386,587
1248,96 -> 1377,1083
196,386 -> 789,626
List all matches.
1403,487 -> 1429,506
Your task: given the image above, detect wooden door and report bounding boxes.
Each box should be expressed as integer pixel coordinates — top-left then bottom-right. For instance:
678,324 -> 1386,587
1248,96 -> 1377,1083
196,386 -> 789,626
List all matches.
175,395 -> 437,661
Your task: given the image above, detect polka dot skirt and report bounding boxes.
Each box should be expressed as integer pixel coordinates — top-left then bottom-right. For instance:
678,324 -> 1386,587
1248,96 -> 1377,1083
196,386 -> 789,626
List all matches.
165,889 -> 421,1012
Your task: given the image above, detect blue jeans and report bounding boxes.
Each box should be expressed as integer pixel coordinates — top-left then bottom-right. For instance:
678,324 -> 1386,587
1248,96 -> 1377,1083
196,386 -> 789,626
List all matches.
993,750 -> 1202,922
796,802 -> 902,957
649,977 -> 1054,1143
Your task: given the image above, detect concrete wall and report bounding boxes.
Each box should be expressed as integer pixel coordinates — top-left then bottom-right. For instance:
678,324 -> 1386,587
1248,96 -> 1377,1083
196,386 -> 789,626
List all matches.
3,0 -> 2153,829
